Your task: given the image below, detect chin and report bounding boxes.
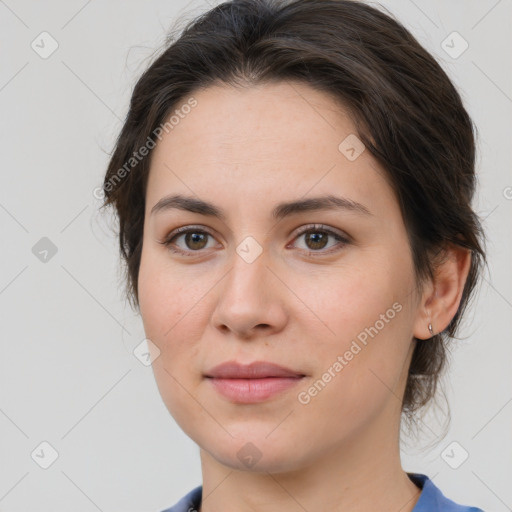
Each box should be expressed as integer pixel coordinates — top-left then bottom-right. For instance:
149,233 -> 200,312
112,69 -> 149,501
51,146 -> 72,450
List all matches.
198,429 -> 308,474
213,447 -> 302,474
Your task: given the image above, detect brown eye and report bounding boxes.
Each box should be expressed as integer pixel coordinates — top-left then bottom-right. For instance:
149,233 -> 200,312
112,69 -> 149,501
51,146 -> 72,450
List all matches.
291,225 -> 350,255
304,231 -> 329,250
183,232 -> 209,250
160,226 -> 218,256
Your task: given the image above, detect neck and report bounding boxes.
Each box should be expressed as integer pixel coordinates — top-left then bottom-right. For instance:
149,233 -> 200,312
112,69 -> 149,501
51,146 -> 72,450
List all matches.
198,416 -> 421,512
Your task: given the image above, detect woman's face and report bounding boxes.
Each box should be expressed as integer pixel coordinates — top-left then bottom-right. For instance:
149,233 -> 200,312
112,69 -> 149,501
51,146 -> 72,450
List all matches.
138,81 -> 424,472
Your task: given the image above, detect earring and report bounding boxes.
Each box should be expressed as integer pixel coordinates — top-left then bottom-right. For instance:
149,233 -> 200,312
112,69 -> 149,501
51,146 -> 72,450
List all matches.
428,323 -> 434,336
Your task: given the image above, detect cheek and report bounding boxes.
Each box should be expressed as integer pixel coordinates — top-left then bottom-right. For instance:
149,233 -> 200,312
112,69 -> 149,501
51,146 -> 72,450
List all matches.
292,258 -> 409,343
138,251 -> 206,426
137,247 -> 216,389
138,247 -> 201,342
292,254 -> 414,404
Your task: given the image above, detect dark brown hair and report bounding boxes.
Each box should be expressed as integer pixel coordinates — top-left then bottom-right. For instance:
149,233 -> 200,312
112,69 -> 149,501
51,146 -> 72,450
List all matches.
101,0 -> 486,419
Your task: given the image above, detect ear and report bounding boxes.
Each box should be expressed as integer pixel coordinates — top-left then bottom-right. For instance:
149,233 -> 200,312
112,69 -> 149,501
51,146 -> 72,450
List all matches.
413,244 -> 472,340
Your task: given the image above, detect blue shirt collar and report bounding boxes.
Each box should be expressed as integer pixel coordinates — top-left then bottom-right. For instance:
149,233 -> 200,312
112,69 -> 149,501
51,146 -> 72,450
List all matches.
408,473 -> 484,511
161,473 -> 484,512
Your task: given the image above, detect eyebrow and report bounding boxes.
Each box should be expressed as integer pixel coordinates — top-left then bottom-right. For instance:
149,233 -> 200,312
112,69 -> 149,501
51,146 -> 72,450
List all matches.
150,193 -> 372,221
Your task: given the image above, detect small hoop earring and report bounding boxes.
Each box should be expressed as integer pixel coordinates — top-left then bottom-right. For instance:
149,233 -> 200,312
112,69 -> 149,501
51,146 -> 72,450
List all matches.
428,323 -> 434,336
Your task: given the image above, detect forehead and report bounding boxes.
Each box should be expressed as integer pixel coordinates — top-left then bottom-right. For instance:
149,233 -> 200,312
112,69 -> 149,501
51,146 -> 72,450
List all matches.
146,81 -> 397,220
152,81 -> 355,163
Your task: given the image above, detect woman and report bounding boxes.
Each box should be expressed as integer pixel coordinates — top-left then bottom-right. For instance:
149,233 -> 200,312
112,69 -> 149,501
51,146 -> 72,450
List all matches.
102,0 -> 486,510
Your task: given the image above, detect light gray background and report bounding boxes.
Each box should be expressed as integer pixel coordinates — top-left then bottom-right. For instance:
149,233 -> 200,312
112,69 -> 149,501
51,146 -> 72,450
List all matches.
1,0 -> 511,511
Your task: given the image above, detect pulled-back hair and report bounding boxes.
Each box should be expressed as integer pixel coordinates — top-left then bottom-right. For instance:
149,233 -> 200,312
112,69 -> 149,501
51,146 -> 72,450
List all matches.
101,0 -> 486,419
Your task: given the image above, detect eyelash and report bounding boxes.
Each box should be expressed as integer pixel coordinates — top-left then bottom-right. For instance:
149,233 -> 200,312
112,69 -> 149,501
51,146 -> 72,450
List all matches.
158,224 -> 350,258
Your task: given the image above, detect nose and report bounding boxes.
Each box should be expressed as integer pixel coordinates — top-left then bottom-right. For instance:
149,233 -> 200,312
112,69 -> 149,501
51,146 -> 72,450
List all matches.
210,248 -> 288,339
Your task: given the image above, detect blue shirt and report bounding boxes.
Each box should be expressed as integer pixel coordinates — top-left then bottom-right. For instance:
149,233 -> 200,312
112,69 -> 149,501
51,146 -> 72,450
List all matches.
160,473 -> 485,512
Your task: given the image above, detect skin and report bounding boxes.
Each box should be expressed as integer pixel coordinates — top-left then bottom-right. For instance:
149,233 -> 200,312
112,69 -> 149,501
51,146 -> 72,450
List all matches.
138,81 -> 471,512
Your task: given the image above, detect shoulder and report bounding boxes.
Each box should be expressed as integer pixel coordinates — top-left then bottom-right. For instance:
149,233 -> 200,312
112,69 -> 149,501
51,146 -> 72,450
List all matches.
409,473 -> 485,512
159,485 -> 202,512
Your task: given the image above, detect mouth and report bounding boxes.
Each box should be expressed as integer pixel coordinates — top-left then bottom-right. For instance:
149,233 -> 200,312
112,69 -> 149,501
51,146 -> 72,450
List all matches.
204,360 -> 306,403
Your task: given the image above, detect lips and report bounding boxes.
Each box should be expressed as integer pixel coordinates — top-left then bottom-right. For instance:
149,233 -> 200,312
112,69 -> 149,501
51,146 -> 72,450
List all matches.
204,361 -> 306,403
205,360 -> 305,379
